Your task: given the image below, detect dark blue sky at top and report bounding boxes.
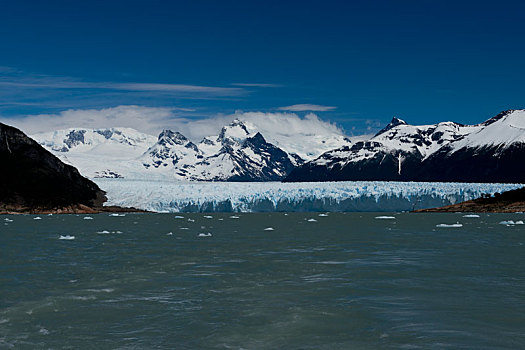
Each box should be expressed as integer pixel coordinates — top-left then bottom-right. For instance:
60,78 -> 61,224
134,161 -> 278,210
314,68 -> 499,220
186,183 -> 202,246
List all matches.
0,0 -> 524,134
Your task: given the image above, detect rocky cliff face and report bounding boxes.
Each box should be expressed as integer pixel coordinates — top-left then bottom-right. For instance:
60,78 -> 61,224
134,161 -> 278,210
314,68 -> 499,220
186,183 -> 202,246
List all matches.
0,122 -> 106,211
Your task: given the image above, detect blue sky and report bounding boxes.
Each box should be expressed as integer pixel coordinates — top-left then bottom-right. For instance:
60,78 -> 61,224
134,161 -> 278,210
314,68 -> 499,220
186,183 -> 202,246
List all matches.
1,0 -> 524,135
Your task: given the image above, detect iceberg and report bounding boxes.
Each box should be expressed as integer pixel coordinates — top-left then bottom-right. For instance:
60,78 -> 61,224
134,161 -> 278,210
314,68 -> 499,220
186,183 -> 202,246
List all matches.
94,179 -> 523,213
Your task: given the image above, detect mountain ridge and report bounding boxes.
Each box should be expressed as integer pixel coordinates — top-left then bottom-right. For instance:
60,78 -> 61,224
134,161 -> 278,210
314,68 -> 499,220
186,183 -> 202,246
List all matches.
285,109 -> 525,183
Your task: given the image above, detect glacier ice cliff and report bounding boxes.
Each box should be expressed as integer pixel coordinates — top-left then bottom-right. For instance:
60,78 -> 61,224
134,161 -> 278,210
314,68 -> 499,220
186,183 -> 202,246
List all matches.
94,179 -> 523,213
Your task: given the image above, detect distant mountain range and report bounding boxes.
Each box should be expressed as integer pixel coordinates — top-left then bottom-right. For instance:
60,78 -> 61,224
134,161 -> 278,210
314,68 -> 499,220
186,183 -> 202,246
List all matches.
33,119 -> 351,181
32,109 -> 525,183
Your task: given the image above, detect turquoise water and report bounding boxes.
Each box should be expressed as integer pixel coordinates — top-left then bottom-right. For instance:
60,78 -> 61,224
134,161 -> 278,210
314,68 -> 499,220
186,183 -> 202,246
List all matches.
1,212 -> 524,349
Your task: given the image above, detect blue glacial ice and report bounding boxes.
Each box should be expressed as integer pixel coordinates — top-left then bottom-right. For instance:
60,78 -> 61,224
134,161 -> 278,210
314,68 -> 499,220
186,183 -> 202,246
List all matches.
94,179 -> 523,213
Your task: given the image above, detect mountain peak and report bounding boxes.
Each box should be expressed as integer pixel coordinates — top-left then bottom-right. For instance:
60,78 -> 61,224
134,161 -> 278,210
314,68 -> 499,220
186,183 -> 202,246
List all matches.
374,117 -> 408,136
157,130 -> 189,145
218,119 -> 250,141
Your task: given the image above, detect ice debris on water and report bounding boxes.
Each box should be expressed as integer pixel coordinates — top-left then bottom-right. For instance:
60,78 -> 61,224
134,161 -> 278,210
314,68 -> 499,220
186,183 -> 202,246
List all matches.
375,216 -> 396,220
59,235 -> 75,240
203,215 -> 213,219
463,214 -> 480,218
188,218 -> 195,222
4,218 -> 13,222
264,227 -> 274,231
318,213 -> 329,217
174,215 -> 184,219
109,213 -> 125,217
198,233 -> 212,237
167,232 -> 173,235
500,220 -> 524,225
307,218 -> 318,222
34,217 -> 42,220
83,216 -> 93,220
230,215 -> 240,219
97,230 -> 122,234
436,223 -> 463,228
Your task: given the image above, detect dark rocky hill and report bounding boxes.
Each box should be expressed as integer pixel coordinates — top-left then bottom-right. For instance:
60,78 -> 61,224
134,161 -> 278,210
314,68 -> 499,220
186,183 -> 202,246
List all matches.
0,122 -> 106,212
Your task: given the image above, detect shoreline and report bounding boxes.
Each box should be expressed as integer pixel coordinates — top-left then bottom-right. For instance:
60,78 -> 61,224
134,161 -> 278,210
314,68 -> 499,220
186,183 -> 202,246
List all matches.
0,204 -> 149,215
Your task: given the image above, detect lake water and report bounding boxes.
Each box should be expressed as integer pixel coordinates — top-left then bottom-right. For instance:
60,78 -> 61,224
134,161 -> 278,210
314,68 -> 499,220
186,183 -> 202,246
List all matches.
1,212 -> 524,349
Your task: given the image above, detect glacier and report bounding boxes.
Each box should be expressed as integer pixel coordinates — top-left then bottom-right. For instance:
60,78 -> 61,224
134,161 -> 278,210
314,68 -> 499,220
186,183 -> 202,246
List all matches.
94,179 -> 523,213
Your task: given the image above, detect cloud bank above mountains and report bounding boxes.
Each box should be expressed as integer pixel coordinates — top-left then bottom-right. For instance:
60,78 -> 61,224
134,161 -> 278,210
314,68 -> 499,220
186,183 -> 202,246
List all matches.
0,105 -> 347,142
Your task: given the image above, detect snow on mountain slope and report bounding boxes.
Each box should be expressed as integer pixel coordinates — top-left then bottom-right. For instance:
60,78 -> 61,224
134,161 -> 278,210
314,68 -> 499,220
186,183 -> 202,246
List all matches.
33,128 -> 158,179
35,127 -> 157,154
95,178 -> 522,212
449,109 -> 525,152
303,117 -> 473,172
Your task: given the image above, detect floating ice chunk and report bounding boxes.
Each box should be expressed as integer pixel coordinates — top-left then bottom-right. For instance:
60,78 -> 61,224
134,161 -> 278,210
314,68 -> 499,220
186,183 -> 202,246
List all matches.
198,233 -> 212,237
218,218 -> 224,221
109,213 -> 125,217
264,227 -> 274,231
318,213 -> 329,217
375,216 -> 396,220
59,235 -> 75,240
515,220 -> 524,225
463,214 -> 480,218
188,218 -> 195,222
167,232 -> 173,235
97,230 -> 110,234
86,288 -> 114,293
34,217 -> 42,220
499,220 -> 515,225
307,218 -> 318,222
230,215 -> 240,219
83,216 -> 93,220
203,215 -> 213,219
180,227 -> 189,230
436,223 -> 463,228
174,216 -> 184,219
4,218 -> 13,222
39,328 -> 50,335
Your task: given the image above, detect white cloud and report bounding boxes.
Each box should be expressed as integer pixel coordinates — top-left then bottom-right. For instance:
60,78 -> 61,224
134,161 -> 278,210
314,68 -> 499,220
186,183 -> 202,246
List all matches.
0,106 -> 347,143
0,106 -> 177,135
278,104 -> 337,112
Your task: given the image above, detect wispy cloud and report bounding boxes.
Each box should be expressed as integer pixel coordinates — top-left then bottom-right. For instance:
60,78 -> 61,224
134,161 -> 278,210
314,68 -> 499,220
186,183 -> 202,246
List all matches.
0,76 -> 244,96
278,104 -> 336,112
231,83 -> 281,88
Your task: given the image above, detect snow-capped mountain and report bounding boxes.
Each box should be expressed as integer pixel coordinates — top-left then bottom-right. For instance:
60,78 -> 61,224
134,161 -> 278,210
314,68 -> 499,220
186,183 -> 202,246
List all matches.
32,120 -> 308,181
285,109 -> 525,183
418,109 -> 525,182
140,119 -> 296,181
